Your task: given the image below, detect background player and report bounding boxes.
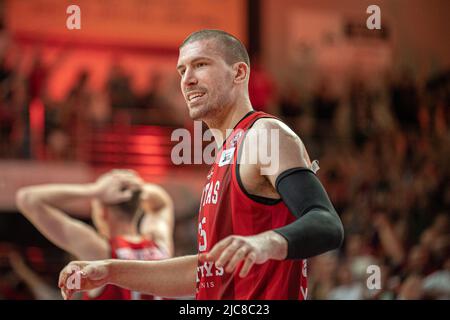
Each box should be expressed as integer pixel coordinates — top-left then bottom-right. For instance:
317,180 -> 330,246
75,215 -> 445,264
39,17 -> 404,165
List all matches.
16,169 -> 174,299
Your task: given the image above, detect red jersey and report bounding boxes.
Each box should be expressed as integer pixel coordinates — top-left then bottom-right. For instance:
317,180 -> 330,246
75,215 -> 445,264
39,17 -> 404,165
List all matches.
83,236 -> 168,300
196,111 -> 307,300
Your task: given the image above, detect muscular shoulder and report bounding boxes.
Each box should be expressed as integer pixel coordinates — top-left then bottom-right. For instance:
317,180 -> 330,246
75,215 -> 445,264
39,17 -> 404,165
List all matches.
250,117 -> 298,136
239,117 -> 312,191
245,118 -> 310,170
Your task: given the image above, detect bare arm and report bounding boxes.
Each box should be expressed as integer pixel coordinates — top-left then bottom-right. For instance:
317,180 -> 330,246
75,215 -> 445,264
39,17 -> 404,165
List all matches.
59,255 -> 198,299
16,184 -> 109,261
139,184 -> 175,256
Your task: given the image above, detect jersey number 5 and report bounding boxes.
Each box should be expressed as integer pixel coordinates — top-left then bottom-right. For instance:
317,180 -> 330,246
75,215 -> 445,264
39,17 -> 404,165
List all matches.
198,217 -> 207,252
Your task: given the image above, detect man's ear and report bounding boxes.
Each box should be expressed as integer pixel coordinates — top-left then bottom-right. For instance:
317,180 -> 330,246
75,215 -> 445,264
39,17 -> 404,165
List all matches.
233,62 -> 249,84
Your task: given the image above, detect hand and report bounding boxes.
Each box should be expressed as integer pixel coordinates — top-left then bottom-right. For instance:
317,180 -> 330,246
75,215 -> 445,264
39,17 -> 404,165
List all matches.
58,260 -> 110,300
199,231 -> 287,278
94,170 -> 143,205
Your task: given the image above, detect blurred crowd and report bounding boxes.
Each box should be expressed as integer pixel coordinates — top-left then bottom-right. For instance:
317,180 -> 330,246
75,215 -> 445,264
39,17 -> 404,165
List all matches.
0,20 -> 184,161
248,58 -> 450,299
0,71 -> 181,162
294,70 -> 450,300
1,16 -> 449,299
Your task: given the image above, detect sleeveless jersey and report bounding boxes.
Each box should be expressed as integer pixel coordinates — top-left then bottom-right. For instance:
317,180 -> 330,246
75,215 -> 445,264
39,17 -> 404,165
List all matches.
196,111 -> 308,300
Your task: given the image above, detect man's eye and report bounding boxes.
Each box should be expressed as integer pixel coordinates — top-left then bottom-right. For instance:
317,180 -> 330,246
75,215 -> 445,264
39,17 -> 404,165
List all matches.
196,63 -> 207,68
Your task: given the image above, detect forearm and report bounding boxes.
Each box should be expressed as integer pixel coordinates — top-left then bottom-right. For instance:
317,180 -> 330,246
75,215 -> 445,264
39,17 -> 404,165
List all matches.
108,255 -> 198,298
16,184 -> 109,260
139,210 -> 174,256
17,184 -> 98,210
141,184 -> 168,211
139,185 -> 175,256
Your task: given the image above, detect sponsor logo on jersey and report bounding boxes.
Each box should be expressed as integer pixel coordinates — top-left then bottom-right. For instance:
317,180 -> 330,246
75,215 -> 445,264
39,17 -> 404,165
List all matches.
218,147 -> 235,167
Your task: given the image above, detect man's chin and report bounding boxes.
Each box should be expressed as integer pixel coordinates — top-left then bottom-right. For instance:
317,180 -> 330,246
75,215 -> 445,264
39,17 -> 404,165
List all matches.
189,105 -> 209,121
188,111 -> 202,121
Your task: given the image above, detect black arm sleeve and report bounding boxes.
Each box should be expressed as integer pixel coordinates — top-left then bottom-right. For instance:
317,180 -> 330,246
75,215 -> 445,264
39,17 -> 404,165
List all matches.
273,168 -> 344,260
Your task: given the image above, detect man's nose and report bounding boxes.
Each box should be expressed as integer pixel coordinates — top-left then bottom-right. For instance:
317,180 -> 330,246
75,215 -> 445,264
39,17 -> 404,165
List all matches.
182,68 -> 198,87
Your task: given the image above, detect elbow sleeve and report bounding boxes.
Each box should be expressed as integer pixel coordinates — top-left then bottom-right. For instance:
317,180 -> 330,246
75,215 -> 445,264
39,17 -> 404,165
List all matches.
273,168 -> 344,259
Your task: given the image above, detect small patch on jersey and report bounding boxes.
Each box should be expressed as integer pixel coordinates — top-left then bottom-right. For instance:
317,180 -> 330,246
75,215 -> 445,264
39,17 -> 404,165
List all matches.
230,131 -> 243,147
218,147 -> 235,167
311,160 -> 320,173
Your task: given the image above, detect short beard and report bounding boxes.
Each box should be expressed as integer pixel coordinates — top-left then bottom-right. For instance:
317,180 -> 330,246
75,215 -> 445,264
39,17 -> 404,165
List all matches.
188,102 -> 218,121
189,91 -> 233,122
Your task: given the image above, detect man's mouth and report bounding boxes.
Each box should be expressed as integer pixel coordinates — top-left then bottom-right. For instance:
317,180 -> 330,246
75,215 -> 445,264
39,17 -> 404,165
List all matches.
186,91 -> 206,103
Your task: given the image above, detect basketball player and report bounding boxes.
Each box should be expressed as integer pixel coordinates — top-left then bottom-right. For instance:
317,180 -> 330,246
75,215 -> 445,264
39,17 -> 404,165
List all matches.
16,169 -> 174,299
59,30 -> 344,300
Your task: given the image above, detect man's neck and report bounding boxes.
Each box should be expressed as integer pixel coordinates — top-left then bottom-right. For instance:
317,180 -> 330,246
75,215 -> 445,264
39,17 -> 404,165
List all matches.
204,99 -> 253,147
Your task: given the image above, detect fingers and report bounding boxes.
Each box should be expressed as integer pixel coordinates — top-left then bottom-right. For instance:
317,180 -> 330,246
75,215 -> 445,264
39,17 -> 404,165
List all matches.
97,170 -> 143,191
205,236 -> 234,262
216,240 -> 242,268
111,169 -> 139,177
82,263 -> 106,281
111,169 -> 143,185
59,265 -> 77,300
239,252 -> 256,278
198,253 -> 208,263
112,174 -> 143,195
202,235 -> 263,278
60,287 -> 67,300
122,180 -> 142,193
206,237 -> 254,274
115,189 -> 134,202
99,177 -> 140,204
61,287 -> 73,300
58,266 -> 70,289
225,246 -> 250,273
59,262 -> 99,299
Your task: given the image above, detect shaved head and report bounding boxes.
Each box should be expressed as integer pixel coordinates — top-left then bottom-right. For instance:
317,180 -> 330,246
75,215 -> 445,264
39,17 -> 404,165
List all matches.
180,29 -> 250,67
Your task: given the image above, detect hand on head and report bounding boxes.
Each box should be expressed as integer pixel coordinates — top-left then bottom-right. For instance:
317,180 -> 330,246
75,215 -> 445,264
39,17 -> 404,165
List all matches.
95,169 -> 144,205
